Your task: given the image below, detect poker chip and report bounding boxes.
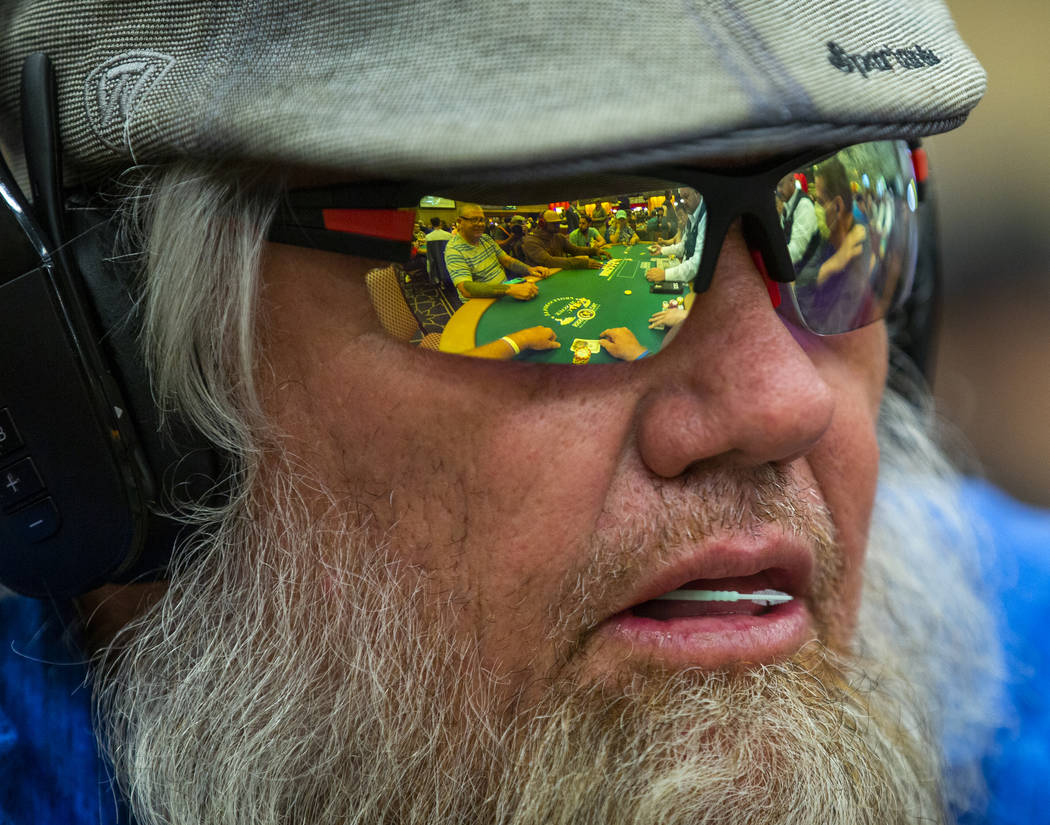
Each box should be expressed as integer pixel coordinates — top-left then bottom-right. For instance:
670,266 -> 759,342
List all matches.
624,290 -> 632,295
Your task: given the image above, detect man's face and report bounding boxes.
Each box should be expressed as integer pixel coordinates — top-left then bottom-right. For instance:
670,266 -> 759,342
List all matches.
679,186 -> 701,213
813,177 -> 844,237
541,210 -> 564,233
259,212 -> 887,698
579,217 -> 591,232
458,206 -> 487,243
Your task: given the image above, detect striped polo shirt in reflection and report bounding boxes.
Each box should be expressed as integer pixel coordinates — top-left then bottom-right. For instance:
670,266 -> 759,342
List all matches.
445,233 -> 507,300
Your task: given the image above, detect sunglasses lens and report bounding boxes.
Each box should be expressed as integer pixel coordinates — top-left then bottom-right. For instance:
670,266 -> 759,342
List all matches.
773,140 -> 918,335
385,176 -> 691,365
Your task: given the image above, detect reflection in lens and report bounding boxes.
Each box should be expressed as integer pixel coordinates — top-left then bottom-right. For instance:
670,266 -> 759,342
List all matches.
361,139 -> 918,358
777,140 -> 917,335
390,180 -> 698,364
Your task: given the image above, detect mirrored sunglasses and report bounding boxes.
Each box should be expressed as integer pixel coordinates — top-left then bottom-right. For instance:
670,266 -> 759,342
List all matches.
269,139 -> 924,365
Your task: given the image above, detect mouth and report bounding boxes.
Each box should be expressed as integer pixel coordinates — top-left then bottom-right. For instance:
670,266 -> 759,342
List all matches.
630,573 -> 794,620
594,545 -> 816,669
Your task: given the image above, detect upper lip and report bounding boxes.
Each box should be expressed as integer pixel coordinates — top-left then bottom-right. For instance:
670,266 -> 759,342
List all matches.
610,534 -> 815,616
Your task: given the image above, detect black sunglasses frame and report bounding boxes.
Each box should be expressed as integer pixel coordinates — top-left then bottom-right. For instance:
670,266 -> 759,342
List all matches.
272,141 -> 923,267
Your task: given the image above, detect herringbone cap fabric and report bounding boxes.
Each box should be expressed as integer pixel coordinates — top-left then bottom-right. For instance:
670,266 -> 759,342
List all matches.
0,0 -> 985,183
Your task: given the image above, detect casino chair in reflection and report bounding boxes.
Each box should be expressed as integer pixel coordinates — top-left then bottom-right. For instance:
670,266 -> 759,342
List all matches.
364,265 -> 443,350
425,238 -> 451,289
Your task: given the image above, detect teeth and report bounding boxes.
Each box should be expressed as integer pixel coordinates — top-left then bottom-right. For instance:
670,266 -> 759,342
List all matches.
653,588 -> 793,605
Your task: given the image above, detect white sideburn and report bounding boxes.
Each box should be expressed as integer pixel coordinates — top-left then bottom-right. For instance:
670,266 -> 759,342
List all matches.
652,589 -> 794,605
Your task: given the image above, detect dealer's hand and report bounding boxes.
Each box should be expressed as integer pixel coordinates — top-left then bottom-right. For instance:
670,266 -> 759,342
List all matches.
646,267 -> 666,282
648,243 -> 661,254
599,327 -> 647,361
506,282 -> 539,300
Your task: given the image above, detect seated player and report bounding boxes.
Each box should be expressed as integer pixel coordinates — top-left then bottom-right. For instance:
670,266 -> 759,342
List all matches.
795,157 -> 876,331
645,205 -> 673,242
568,214 -> 605,249
646,186 -> 705,283
655,203 -> 689,245
467,326 -> 560,359
444,204 -> 552,302
522,210 -> 608,269
606,209 -> 640,245
599,294 -> 694,361
491,214 -> 526,260
597,327 -> 649,361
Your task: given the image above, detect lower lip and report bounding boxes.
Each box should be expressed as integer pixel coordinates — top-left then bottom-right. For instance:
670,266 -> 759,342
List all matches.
595,599 -> 813,669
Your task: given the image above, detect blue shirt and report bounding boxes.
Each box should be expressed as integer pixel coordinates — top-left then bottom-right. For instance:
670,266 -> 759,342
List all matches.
953,480 -> 1050,825
0,595 -> 128,824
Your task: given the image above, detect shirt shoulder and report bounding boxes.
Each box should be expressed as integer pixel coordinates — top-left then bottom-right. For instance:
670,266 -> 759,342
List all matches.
0,596 -> 126,824
958,480 -> 1050,825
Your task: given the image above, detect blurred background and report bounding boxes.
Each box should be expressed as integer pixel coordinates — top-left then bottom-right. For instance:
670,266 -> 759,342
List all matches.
926,0 -> 1050,507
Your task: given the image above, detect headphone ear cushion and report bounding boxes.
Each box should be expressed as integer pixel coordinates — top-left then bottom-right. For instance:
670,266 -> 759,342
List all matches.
67,200 -> 227,579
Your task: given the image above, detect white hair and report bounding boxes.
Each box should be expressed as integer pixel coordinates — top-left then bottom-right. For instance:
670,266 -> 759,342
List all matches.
862,389 -> 1004,815
115,163 -> 283,517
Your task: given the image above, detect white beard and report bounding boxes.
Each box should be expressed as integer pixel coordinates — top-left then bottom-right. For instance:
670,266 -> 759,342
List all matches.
93,390 -> 1002,825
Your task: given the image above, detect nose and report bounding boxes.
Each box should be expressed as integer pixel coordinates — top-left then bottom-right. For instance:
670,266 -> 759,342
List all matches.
635,223 -> 835,478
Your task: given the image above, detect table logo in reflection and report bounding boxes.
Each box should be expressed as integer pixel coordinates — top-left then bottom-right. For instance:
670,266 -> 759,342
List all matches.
543,296 -> 600,328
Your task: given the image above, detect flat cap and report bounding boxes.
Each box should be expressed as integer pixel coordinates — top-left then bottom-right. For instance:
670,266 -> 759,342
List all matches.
0,0 -> 985,183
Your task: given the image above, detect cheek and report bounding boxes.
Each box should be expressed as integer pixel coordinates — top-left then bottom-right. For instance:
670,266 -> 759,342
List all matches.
260,262 -> 634,624
806,323 -> 887,645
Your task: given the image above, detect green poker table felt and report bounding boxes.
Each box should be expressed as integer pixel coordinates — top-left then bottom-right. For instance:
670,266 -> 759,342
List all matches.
440,244 -> 687,363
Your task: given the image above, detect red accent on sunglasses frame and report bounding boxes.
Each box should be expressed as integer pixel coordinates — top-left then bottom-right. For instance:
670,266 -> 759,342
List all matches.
749,249 -> 782,308
910,147 -> 928,184
321,209 -> 416,241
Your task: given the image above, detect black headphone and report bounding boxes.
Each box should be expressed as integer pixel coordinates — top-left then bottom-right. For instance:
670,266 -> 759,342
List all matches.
0,54 -> 942,600
0,54 -> 222,599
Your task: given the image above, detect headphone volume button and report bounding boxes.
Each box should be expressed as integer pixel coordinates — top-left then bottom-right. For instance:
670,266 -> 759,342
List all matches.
97,372 -> 157,506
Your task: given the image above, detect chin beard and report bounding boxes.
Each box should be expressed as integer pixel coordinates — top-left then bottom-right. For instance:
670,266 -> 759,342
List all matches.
498,648 -> 941,825
93,392 -> 1000,825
